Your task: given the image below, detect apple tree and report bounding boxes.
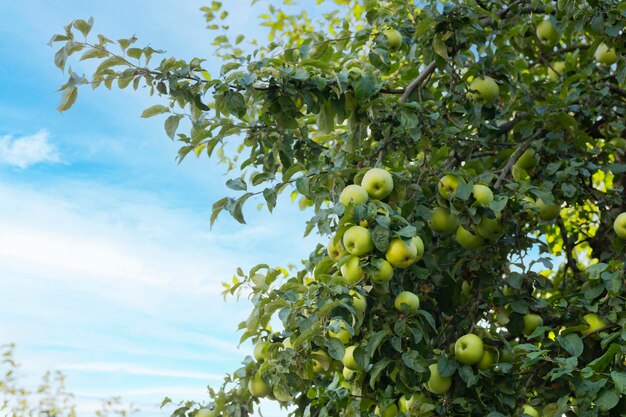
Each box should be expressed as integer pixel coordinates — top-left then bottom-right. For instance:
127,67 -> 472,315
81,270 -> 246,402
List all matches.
51,0 -> 626,416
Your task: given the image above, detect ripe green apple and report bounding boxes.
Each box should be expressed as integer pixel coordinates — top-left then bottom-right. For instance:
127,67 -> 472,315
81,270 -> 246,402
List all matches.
523,313 -> 543,336
311,349 -> 331,373
394,291 -> 420,314
248,374 -> 271,397
370,258 -> 394,284
613,212 -> 626,240
516,148 -> 538,169
536,19 -> 559,46
385,238 -> 418,268
342,345 -> 360,371
594,42 -> 619,66
253,341 -> 269,361
468,76 -> 500,104
547,61 -> 565,80
425,363 -> 452,395
476,350 -> 495,370
522,404 -> 540,417
456,225 -> 485,249
340,255 -> 364,285
374,403 -> 399,417
383,29 -> 403,51
350,290 -> 367,316
412,236 -> 425,261
339,184 -> 369,206
343,225 -> 374,256
472,184 -> 493,206
438,174 -> 463,199
398,394 -> 414,414
196,408 -> 218,417
430,207 -> 458,233
536,198 -> 560,221
327,237 -> 347,260
361,168 -> 394,200
476,215 -> 502,240
342,366 -> 356,381
454,333 -> 484,365
328,319 -> 351,344
581,313 -> 608,337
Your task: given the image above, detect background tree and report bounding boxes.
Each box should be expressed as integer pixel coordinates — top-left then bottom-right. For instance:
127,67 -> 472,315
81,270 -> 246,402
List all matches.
51,0 -> 626,416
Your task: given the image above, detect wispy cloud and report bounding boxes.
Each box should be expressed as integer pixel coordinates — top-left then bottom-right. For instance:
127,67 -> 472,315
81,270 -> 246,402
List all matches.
0,130 -> 60,168
58,362 -> 224,381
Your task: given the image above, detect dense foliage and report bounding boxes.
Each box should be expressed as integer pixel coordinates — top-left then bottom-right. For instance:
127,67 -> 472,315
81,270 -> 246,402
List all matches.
52,1 -> 626,416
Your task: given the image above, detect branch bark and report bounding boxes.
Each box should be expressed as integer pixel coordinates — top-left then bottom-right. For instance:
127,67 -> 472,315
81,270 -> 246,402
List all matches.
493,140 -> 532,190
399,61 -> 437,103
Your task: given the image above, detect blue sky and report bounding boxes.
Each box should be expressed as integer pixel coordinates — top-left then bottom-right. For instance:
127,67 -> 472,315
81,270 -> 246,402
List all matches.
0,1 -> 325,415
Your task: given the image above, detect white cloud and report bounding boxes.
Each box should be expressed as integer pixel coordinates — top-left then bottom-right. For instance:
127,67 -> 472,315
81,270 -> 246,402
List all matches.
0,130 -> 60,168
58,362 -> 224,381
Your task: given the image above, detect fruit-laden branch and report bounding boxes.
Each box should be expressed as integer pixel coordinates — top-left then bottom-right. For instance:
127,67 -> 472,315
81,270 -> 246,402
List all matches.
493,139 -> 533,190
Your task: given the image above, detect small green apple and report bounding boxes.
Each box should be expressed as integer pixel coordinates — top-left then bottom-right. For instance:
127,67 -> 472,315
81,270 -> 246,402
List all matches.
350,290 -> 367,316
248,374 -> 271,397
342,345 -> 361,370
536,19 -> 560,46
370,258 -> 394,284
456,225 -> 485,249
476,215 -> 502,240
522,404 -> 540,417
361,168 -> 394,200
339,184 -> 369,206
516,148 -> 538,169
311,349 -> 331,373
412,236 -> 425,261
476,350 -> 495,370
468,76 -> 500,104
394,291 -> 420,314
425,363 -> 452,395
343,225 -> 374,256
253,341 -> 269,361
523,313 -> 543,336
581,313 -> 608,337
455,333 -> 484,365
327,237 -> 347,260
196,408 -> 218,417
328,319 -> 351,344
385,238 -> 418,268
340,255 -> 364,285
594,42 -> 619,66
472,184 -> 494,206
438,174 -> 463,199
536,198 -> 560,221
383,29 -> 403,51
430,207 -> 458,233
374,403 -> 399,417
547,61 -> 565,80
613,212 -> 626,240
342,366 -> 356,381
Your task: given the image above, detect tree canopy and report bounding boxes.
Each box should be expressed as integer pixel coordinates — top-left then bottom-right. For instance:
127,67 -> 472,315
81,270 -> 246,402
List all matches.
51,1 -> 626,416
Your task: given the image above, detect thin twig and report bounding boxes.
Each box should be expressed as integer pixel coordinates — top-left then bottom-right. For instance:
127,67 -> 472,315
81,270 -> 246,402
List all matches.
493,140 -> 532,190
400,61 -> 437,103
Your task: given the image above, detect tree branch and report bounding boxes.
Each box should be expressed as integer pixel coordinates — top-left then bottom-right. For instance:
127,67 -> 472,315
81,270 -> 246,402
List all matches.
604,83 -> 626,100
493,140 -> 532,190
496,112 -> 530,135
400,61 -> 437,103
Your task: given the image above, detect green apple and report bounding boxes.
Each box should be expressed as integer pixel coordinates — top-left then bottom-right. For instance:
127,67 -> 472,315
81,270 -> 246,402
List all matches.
328,319 -> 351,344
311,349 -> 331,373
454,333 -> 484,365
522,404 -> 539,417
253,341 -> 269,361
425,363 -> 452,395
385,238 -> 418,268
248,374 -> 271,397
342,366 -> 356,381
327,237 -> 347,260
398,395 -> 414,414
412,236 -> 425,261
196,408 -> 219,417
430,207 -> 458,233
476,215 -> 502,240
350,290 -> 367,316
547,61 -> 565,80
581,313 -> 608,337
609,137 -> 626,149
523,313 -> 543,336
536,19 -> 559,46
394,291 -> 420,314
340,255 -> 364,285
375,403 -> 399,417
543,403 -> 560,417
614,212 -> 626,240
456,225 -> 485,249
438,174 -> 463,199
468,76 -> 500,104
516,148 -> 538,169
339,184 -> 369,206
476,350 -> 495,370
370,258 -> 394,284
343,225 -> 374,256
383,29 -> 403,51
342,345 -> 360,370
536,198 -> 560,221
472,184 -> 493,206
361,168 -> 394,200
594,42 -> 619,66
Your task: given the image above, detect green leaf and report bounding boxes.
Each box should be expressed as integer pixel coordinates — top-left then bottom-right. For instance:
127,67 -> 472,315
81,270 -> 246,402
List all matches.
353,74 -> 380,101
224,91 -> 246,118
210,197 -> 230,228
433,37 -> 449,59
317,100 -> 335,133
73,18 -> 93,37
164,114 -> 183,139
372,226 -> 390,252
57,86 -> 78,111
556,333 -> 584,357
596,388 -> 619,412
95,56 -> 127,73
80,48 -> 109,61
326,338 -> 345,361
226,178 -> 247,191
611,371 -> 626,395
141,105 -> 170,118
